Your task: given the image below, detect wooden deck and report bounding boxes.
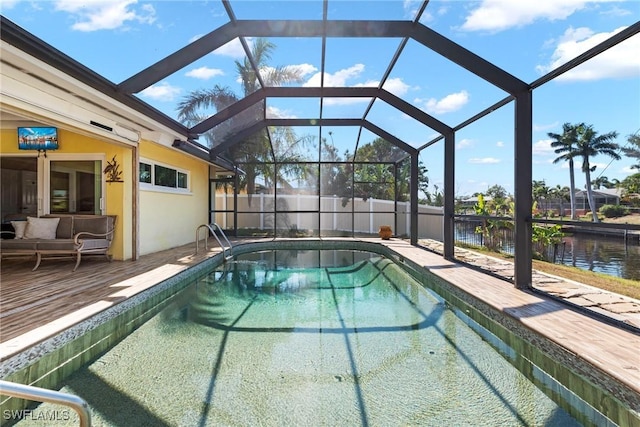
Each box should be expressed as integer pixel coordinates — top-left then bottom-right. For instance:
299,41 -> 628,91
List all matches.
1,237 -> 638,401
0,240 -> 228,357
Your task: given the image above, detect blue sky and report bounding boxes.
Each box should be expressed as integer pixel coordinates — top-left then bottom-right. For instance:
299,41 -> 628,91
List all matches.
1,0 -> 639,197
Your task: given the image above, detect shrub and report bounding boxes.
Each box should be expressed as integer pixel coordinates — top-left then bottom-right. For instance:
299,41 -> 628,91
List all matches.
599,204 -> 629,218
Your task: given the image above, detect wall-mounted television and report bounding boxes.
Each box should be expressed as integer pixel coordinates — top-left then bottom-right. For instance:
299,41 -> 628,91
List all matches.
18,126 -> 59,150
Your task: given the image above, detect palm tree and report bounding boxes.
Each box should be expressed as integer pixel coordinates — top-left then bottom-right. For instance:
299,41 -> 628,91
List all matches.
590,176 -> 617,189
177,38 -> 304,204
549,185 -> 571,217
575,124 -> 620,222
532,180 -> 551,215
549,123 -> 580,220
622,133 -> 640,170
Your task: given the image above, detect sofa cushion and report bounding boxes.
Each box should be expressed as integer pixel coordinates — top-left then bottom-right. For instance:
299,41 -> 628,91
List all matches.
0,239 -> 38,251
78,239 -> 110,250
36,239 -> 80,251
10,221 -> 27,239
48,215 -> 74,239
74,217 -> 110,236
24,217 -> 60,239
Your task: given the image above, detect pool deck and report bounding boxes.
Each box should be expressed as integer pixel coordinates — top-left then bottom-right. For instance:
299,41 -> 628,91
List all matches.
1,237 -> 639,402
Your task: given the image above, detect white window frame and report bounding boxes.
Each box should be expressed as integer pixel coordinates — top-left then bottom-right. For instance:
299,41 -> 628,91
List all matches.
139,158 -> 191,194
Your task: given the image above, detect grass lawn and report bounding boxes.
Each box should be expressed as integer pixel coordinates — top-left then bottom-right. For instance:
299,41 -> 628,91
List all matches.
531,260 -> 640,300
451,213 -> 640,299
464,246 -> 640,300
540,213 -> 640,299
568,212 -> 640,225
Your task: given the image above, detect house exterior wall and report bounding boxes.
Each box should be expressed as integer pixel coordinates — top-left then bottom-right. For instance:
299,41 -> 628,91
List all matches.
0,127 -> 131,260
1,128 -> 214,259
138,140 -> 209,256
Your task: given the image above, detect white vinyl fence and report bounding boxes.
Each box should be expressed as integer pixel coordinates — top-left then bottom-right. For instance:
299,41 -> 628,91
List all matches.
215,193 -> 443,240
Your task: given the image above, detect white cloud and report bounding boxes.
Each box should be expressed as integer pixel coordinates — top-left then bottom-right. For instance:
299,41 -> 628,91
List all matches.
0,0 -> 20,9
415,90 -> 469,114
382,78 -> 411,97
304,64 -> 365,87
536,26 -> 640,81
266,106 -> 297,119
213,38 -> 250,58
469,157 -> 501,164
533,139 -> 556,156
185,67 -> 224,80
459,0 -> 614,33
289,63 -> 318,78
621,166 -> 637,174
305,65 -> 410,106
496,141 -> 505,147
260,63 -> 317,80
353,77 -> 411,97
600,5 -> 632,17
456,138 -> 474,150
139,81 -> 181,102
54,0 -> 156,32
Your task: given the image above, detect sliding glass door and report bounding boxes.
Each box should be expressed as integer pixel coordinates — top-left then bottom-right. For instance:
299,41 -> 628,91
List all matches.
0,156 -> 38,222
48,160 -> 103,214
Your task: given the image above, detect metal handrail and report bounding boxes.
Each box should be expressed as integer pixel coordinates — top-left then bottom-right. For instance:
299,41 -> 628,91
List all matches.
196,223 -> 232,258
0,380 -> 91,427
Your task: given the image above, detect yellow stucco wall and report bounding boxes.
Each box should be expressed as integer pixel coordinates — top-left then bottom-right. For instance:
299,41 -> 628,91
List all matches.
1,127 -> 211,259
138,140 -> 209,255
1,127 -> 131,260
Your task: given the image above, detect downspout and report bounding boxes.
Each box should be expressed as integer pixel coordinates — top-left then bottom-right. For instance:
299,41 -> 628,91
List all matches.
132,144 -> 139,260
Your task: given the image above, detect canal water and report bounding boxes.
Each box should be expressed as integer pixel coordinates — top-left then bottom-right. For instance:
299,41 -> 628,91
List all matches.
454,222 -> 640,281
557,234 -> 640,281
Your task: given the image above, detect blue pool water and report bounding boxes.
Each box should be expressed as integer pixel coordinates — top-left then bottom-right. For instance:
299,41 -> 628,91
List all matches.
15,250 -> 581,426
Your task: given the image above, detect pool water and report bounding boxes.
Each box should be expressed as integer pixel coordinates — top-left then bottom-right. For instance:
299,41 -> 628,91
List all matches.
15,250 -> 580,426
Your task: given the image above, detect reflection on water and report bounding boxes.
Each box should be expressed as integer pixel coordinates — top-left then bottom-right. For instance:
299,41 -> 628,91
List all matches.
558,234 -> 640,281
454,222 -> 640,281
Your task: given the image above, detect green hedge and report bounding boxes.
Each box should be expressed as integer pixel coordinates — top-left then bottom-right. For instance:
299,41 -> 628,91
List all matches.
599,204 -> 629,218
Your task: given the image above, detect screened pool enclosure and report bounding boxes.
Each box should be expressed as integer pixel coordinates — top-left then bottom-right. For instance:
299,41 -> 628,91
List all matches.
2,1 -> 638,290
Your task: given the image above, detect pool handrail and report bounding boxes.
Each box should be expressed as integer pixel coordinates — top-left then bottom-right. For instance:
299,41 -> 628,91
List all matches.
196,223 -> 232,258
0,380 -> 91,427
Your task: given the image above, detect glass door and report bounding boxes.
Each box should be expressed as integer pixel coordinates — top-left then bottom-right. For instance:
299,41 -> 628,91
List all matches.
48,159 -> 103,214
0,156 -> 39,222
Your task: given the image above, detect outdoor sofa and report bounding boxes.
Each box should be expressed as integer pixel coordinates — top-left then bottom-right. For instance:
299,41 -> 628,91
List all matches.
0,214 -> 116,271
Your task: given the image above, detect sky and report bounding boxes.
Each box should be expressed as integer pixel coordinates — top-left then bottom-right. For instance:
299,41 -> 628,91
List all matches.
1,0 -> 639,197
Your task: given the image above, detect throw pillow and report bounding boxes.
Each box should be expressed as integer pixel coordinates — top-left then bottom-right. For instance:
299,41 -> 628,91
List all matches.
10,221 -> 27,239
23,217 -> 61,239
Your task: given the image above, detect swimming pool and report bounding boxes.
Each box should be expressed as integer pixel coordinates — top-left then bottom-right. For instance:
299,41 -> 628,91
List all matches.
9,249 -> 586,426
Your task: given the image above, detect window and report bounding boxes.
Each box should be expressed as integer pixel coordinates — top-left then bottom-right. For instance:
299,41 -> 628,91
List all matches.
140,162 -> 151,184
139,160 -> 189,192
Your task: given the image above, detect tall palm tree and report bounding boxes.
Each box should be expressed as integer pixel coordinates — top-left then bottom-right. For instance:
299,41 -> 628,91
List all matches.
549,123 -> 580,220
177,38 -> 304,203
575,124 -> 620,222
622,133 -> 640,170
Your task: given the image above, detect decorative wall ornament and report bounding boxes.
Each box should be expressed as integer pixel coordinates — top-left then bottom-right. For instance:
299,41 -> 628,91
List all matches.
104,155 -> 123,182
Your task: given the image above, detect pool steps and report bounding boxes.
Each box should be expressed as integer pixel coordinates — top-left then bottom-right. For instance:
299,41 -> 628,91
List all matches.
195,223 -> 233,260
